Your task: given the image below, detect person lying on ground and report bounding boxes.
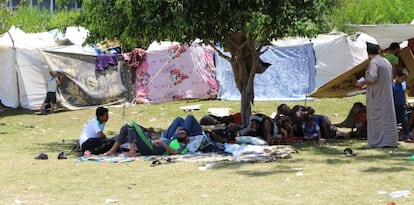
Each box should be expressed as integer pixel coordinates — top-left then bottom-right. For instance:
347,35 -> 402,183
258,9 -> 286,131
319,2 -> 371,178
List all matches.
305,106 -> 350,139
161,115 -> 204,140
199,115 -> 243,143
199,114 -> 244,134
238,113 -> 279,145
306,106 -> 338,138
79,106 -> 114,156
103,121 -> 189,157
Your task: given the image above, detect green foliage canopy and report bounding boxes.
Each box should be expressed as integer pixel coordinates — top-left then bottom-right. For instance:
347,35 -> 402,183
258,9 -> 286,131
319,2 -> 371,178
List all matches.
79,0 -> 338,50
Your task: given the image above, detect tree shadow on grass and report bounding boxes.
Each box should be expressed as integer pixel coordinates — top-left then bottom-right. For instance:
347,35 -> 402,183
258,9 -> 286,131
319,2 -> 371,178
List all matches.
35,139 -> 83,158
362,166 -> 411,173
0,108 -> 35,117
34,136 -> 414,174
0,107 -> 70,118
212,158 -> 305,176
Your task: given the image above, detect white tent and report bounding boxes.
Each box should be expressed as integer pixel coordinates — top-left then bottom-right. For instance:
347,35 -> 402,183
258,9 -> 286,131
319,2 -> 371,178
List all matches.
273,32 -> 368,88
0,26 -> 56,109
0,26 -> 91,110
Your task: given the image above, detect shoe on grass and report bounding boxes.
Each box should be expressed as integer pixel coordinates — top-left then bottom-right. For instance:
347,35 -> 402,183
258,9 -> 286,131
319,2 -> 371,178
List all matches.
34,152 -> 48,160
57,152 -> 68,160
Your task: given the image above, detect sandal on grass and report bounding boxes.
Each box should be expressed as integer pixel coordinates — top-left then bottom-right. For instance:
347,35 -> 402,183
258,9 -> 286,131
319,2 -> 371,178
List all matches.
57,152 -> 68,160
34,152 -> 48,160
150,160 -> 161,167
343,148 -> 356,157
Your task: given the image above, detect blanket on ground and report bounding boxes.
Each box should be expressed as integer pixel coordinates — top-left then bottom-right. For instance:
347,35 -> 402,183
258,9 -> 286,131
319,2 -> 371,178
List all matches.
75,145 -> 297,163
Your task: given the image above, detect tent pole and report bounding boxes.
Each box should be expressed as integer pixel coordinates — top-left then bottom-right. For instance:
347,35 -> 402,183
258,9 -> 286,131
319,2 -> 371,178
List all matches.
304,95 -> 308,107
120,43 -> 127,119
7,30 -> 21,108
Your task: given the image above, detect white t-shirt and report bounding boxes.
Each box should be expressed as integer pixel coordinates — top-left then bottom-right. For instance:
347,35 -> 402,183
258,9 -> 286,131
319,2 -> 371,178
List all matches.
79,118 -> 106,145
47,77 -> 57,92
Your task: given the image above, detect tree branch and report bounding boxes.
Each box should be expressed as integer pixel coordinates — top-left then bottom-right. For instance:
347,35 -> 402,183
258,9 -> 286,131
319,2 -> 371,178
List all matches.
258,44 -> 268,55
208,42 -> 232,61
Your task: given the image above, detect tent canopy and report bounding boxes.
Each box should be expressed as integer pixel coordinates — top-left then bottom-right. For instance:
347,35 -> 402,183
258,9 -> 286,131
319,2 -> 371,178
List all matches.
311,47 -> 414,98
350,24 -> 414,49
273,32 -> 367,88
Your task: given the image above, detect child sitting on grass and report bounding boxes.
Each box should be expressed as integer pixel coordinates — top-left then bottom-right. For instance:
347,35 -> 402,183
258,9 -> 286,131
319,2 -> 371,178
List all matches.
350,102 -> 367,139
302,111 -> 321,141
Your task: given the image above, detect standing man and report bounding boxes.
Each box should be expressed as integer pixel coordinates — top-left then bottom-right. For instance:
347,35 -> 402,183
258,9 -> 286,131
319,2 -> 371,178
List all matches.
356,43 -> 398,148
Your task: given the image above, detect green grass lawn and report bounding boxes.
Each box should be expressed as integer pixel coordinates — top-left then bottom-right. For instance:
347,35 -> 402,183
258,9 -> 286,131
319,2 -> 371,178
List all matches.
0,95 -> 413,204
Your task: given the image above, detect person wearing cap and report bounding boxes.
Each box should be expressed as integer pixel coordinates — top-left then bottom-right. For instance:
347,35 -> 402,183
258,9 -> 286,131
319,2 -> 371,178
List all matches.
384,42 -> 401,78
355,43 -> 398,148
392,69 -> 412,142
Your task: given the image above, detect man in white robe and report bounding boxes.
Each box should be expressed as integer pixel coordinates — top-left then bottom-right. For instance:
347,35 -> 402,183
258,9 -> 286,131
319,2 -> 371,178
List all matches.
356,43 -> 398,148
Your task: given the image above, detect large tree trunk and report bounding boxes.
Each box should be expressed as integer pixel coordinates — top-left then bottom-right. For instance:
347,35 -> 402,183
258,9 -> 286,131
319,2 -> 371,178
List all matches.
223,32 -> 270,126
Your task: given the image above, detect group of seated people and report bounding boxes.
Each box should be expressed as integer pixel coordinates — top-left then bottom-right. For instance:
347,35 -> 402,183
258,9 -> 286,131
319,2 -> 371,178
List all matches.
78,104 -> 368,157
200,102 -> 367,145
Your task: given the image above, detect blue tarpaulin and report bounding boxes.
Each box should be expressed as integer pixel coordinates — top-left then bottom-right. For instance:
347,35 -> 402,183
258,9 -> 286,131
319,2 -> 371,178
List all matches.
215,43 -> 316,101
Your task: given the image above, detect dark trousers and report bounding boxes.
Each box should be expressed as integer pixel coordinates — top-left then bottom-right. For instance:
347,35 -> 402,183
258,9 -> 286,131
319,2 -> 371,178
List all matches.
115,124 -> 165,155
81,138 -> 115,155
395,105 -> 409,137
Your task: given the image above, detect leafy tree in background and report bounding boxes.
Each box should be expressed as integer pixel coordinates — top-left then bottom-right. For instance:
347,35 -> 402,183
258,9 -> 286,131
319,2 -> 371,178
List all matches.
331,0 -> 414,33
0,0 -> 79,33
78,0 -> 339,125
0,0 -> 8,30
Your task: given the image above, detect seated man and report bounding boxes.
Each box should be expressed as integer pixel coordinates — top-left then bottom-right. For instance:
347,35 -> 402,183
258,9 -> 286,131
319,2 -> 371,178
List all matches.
103,121 -> 189,157
79,106 -> 114,156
